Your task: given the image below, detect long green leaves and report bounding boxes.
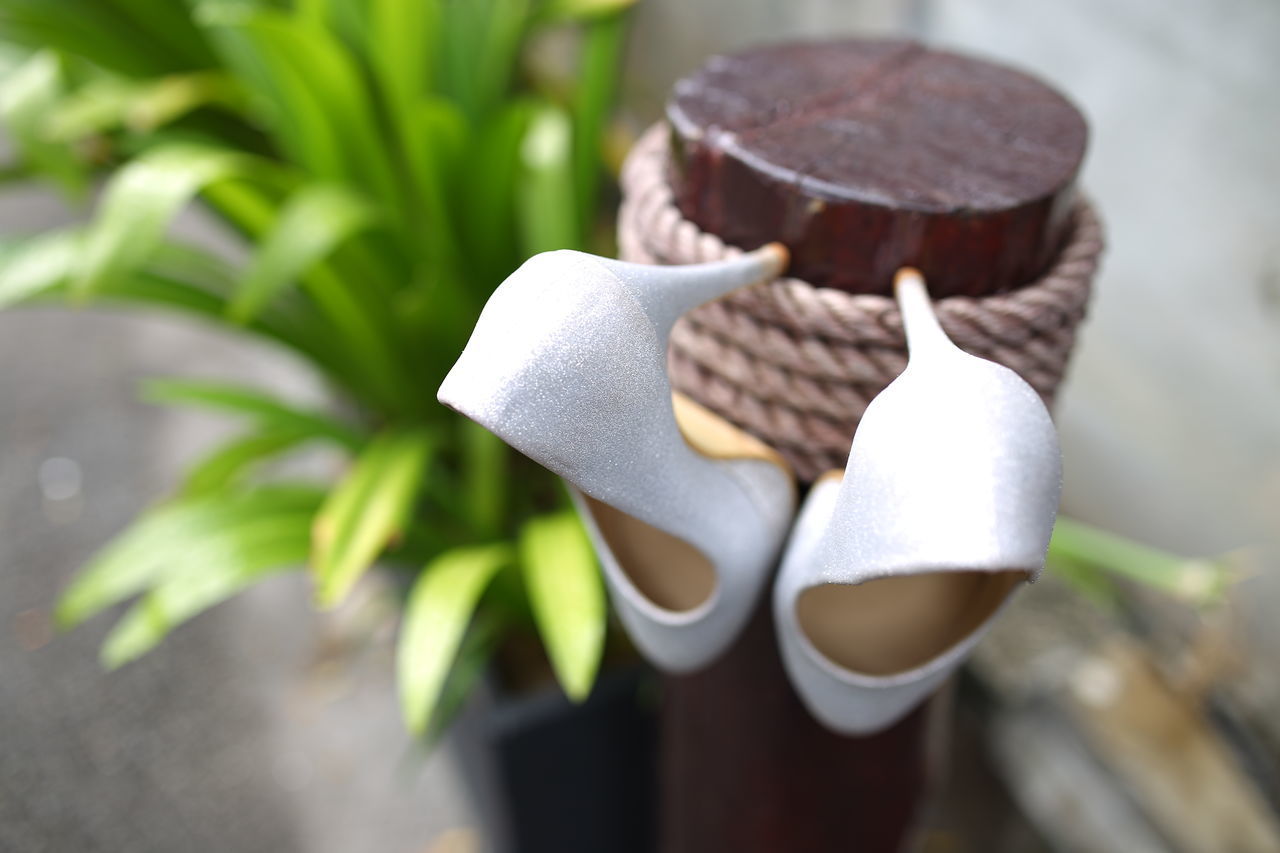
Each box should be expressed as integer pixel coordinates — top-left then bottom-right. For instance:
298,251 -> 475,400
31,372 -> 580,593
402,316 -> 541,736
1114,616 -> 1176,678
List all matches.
201,6 -> 402,214
519,510 -> 605,701
397,543 -> 511,734
312,428 -> 433,607
57,485 -> 324,630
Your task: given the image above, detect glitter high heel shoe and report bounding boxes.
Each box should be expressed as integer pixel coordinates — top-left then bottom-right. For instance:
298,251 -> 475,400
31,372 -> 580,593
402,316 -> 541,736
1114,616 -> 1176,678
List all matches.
440,246 -> 795,672
774,268 -> 1062,734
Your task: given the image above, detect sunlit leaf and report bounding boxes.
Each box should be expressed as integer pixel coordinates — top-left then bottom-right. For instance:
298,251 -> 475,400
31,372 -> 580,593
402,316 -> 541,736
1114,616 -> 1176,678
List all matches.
0,51 -> 85,196
312,427 -> 433,607
519,510 -> 604,701
517,103 -> 578,254
420,612 -> 501,743
143,378 -> 364,449
73,144 -> 252,298
0,229 -> 81,309
230,182 -> 377,322
57,486 -> 324,629
101,509 -> 313,667
397,543 -> 511,734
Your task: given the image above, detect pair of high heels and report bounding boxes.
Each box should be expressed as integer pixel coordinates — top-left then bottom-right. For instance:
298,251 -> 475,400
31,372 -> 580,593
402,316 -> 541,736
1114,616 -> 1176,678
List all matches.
439,246 -> 1060,735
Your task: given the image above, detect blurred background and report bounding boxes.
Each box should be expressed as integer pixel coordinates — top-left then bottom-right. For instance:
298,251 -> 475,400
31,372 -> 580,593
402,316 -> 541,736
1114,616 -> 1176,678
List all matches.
2,0 -> 1277,851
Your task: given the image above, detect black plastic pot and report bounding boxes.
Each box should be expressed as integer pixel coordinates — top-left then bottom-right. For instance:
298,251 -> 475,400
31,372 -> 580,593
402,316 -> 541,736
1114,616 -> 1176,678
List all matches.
455,666 -> 659,853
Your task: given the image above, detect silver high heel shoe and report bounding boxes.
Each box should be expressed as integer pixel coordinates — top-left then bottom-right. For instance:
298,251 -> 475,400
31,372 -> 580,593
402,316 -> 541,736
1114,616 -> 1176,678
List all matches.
774,268 -> 1062,734
439,246 -> 795,672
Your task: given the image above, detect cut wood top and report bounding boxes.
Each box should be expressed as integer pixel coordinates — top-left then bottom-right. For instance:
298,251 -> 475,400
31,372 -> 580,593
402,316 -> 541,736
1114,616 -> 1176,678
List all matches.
667,39 -> 1088,296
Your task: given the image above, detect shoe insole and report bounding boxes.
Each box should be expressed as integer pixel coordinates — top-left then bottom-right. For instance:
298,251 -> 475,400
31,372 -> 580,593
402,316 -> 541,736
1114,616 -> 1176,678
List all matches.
581,392 -> 789,614
796,570 -> 1024,676
584,495 -> 716,612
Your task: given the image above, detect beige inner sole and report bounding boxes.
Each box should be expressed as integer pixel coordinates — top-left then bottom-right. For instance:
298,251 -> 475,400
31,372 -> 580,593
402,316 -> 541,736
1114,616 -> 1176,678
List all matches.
796,570 -> 1024,676
582,392 -> 788,614
584,495 -> 716,612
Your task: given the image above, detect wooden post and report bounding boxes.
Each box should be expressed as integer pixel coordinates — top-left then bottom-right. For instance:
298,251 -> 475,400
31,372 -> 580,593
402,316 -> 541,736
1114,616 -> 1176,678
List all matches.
656,39 -> 1088,852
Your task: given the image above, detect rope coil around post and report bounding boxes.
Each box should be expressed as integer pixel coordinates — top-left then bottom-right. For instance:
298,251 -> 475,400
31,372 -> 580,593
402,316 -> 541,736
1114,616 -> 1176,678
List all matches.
618,124 -> 1106,482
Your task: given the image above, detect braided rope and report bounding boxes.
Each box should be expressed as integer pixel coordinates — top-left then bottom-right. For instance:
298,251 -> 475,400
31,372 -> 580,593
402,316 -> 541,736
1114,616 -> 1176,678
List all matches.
618,124 -> 1105,481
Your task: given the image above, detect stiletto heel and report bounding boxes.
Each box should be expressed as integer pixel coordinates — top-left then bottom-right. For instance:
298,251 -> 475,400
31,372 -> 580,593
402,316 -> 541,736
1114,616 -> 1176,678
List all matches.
774,268 -> 1062,734
440,246 -> 795,672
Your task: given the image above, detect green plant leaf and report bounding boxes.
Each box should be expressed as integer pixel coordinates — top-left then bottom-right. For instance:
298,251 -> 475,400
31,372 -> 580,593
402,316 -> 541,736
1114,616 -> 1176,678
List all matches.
369,0 -> 439,115
5,242 -> 344,380
57,485 -> 324,629
1048,517 -> 1234,607
420,610 -> 502,743
73,143 -> 252,298
1045,550 -> 1119,610
0,51 -> 85,196
229,182 -> 377,322
142,378 -> 364,449
536,0 -> 637,24
517,103 -> 578,255
200,7 -> 403,216
203,175 -> 415,414
462,421 -> 507,538
198,3 -> 345,179
101,509 -> 313,667
397,543 -> 512,734
518,509 -> 604,701
0,2 -> 178,79
439,0 -> 530,122
0,229 -> 82,309
458,99 -> 534,288
312,428 -> 433,607
48,71 -> 238,141
572,13 -> 625,238
106,0 -> 219,70
180,427 -> 314,496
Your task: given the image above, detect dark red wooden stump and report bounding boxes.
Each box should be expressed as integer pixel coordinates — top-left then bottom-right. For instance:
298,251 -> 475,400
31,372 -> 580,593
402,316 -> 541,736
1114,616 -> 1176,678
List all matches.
655,39 -> 1087,853
667,39 -> 1086,296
